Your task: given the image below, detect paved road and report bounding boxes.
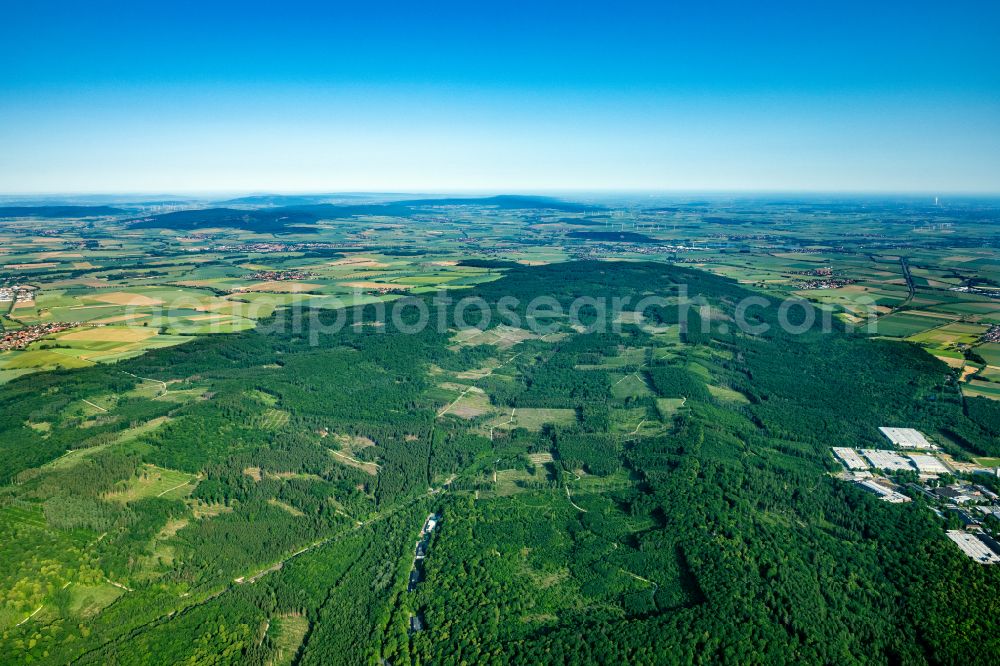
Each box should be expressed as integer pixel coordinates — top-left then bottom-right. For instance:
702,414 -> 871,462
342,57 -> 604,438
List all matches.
899,257 -> 915,307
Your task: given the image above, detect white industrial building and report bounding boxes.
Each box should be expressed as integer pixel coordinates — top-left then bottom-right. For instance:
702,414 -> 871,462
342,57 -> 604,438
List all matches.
878,427 -> 938,450
861,449 -> 915,472
832,447 -> 869,471
946,530 -> 1000,564
908,454 -> 950,476
857,479 -> 911,503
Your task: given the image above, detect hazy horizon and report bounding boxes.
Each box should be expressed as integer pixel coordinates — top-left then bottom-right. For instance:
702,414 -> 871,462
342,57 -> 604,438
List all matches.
2,190 -> 1000,202
2,0 -> 999,193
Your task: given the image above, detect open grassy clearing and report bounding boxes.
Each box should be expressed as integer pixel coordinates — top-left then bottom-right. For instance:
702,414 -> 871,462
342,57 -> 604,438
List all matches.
328,447 -> 380,475
103,464 -> 197,502
440,387 -> 494,419
488,407 -> 578,432
450,325 -> 539,349
253,408 -> 291,430
576,346 -> 646,370
269,614 -> 309,665
706,384 -> 751,403
489,464 -> 554,496
610,372 -> 654,399
655,397 -> 688,419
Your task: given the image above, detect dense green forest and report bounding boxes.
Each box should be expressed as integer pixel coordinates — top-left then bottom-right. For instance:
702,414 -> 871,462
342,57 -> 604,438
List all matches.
1,260 -> 998,664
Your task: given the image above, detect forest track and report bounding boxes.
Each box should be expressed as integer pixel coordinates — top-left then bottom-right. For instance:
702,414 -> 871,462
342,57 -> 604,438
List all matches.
621,568 -> 658,592
81,398 -> 108,413
155,479 -> 192,498
15,605 -> 43,627
121,370 -> 168,393
564,484 -> 588,512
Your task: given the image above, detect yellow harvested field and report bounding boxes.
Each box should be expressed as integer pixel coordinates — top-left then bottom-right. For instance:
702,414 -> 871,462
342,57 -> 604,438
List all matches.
430,260 -> 459,266
60,326 -> 158,342
935,355 -> 966,369
243,281 -> 322,293
91,313 -> 152,324
13,300 -> 36,309
40,251 -> 84,259
72,261 -> 97,269
960,364 -> 982,380
90,291 -> 165,306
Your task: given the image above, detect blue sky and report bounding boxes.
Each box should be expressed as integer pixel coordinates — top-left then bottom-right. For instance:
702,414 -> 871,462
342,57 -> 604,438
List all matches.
1,0 -> 998,193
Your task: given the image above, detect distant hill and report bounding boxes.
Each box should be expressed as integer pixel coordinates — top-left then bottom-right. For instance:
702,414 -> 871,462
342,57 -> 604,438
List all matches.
396,195 -> 600,212
0,205 -> 126,218
217,193 -> 412,206
129,207 -> 319,233
216,194 -> 599,213
280,195 -> 601,219
567,230 -> 659,243
218,195 -> 352,207
129,195 -> 602,231
280,203 -> 425,218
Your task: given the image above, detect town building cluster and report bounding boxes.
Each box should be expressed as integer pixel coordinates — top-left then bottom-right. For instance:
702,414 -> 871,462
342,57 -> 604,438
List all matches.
979,324 -> 1000,345
210,242 -> 354,253
0,322 -> 79,351
792,266 -> 858,290
241,270 -> 315,281
832,427 -> 1000,564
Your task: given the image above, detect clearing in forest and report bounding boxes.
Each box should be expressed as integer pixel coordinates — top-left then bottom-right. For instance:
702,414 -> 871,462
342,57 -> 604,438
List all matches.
269,614 -> 309,665
103,465 -> 197,502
